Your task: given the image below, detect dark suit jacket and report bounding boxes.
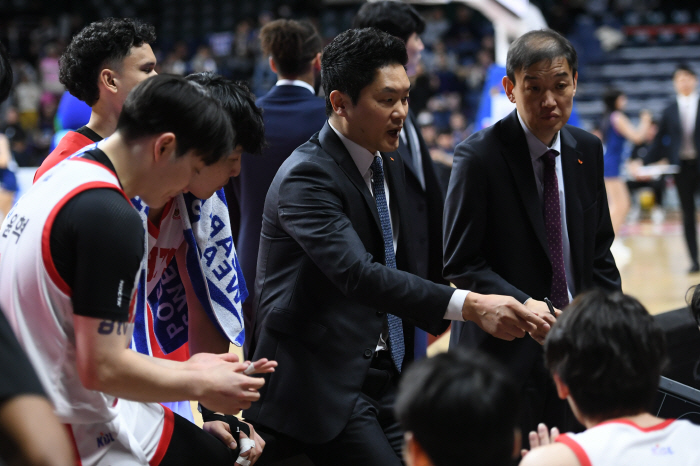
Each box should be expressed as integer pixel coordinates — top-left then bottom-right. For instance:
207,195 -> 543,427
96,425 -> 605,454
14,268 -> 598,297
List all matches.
647,98 -> 700,166
228,84 -> 326,351
397,112 -> 446,284
443,110 -> 621,383
244,122 -> 453,443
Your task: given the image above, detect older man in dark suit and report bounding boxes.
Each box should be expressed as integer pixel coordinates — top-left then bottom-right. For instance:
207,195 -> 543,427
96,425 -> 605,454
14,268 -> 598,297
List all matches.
244,28 -> 549,465
227,19 -> 326,355
443,29 -> 621,437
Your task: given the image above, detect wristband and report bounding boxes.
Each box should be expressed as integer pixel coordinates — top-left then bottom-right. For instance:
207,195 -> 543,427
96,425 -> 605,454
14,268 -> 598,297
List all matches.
198,403 -> 227,423
199,403 -> 253,454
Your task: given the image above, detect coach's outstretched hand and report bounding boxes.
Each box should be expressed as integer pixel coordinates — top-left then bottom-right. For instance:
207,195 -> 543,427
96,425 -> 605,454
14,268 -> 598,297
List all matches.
461,292 -> 551,341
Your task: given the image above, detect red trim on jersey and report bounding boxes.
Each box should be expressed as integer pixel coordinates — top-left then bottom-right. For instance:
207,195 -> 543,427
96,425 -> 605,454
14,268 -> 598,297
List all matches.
64,424 -> 84,466
34,131 -> 94,183
42,181 -> 130,295
149,406 -> 175,466
556,433 -> 592,466
147,219 -> 160,239
147,198 -> 174,239
597,417 -> 675,432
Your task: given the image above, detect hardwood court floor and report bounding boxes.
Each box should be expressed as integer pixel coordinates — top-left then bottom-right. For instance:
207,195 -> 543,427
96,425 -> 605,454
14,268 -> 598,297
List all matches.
428,216 -> 700,356
618,219 -> 699,315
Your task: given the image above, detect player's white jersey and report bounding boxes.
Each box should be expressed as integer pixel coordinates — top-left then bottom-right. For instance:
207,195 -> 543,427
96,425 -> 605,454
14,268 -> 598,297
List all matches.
557,418 -> 700,465
146,198 -> 184,296
0,157 -> 135,425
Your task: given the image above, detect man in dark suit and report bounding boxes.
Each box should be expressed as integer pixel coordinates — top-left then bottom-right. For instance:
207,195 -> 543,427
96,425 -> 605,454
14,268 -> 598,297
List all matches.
647,64 -> 700,272
443,30 -> 621,437
353,0 -> 447,359
244,28 -> 549,465
226,19 -> 326,355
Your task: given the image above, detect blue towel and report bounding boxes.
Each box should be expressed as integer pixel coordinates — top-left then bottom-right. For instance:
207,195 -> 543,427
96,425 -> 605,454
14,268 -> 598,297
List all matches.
131,189 -> 247,357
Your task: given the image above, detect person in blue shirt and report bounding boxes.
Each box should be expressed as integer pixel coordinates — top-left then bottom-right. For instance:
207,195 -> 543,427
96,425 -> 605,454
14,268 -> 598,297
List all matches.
598,88 -> 651,242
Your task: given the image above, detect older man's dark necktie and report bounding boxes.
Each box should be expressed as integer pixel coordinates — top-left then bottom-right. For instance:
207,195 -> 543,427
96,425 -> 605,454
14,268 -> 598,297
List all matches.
542,149 -> 569,309
370,155 -> 404,371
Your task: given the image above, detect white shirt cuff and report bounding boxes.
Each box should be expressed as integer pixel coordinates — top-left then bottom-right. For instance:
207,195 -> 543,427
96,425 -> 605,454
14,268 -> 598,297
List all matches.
444,289 -> 469,321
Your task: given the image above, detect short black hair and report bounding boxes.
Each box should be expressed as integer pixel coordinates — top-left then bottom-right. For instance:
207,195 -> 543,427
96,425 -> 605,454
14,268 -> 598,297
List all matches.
321,28 -> 407,116
545,290 -> 667,420
117,74 -> 233,165
186,72 -> 265,155
352,1 -> 425,43
0,41 -> 12,103
506,29 -> 578,84
602,88 -> 624,113
59,18 -> 156,106
260,19 -> 323,78
395,348 -> 519,466
675,63 -> 697,78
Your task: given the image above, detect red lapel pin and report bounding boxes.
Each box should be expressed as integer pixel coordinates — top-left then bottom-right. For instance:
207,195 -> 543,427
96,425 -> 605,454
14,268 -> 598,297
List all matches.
578,159 -> 583,164
390,157 -> 394,161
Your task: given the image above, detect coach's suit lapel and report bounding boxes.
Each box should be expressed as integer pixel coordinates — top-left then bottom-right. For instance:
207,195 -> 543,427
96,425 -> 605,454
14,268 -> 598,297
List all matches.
319,122 -> 382,232
560,127 -> 583,293
397,136 -> 417,179
500,111 -> 550,261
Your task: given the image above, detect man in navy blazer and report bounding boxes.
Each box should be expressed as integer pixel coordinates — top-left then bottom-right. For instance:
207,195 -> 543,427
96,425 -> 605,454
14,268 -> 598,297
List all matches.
353,0 -> 448,359
647,64 -> 700,272
244,28 -> 549,465
443,30 -> 621,437
226,19 -> 326,355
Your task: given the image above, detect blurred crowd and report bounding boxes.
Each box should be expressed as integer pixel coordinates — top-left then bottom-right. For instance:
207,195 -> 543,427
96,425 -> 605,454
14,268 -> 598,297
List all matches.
0,3 -> 499,170
0,0 -> 687,172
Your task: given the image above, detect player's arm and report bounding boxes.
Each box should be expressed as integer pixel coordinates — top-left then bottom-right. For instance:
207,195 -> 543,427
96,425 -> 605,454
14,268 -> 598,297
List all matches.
176,241 -> 230,355
57,189 -> 264,413
73,314 -> 262,413
610,110 -> 651,145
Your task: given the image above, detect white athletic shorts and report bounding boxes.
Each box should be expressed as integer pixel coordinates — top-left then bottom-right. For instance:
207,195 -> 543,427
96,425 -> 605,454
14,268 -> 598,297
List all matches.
66,400 -> 174,466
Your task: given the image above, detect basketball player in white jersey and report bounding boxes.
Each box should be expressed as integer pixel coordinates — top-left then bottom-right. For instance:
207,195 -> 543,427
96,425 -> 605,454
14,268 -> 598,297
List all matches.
520,290 -> 700,466
0,74 -> 274,466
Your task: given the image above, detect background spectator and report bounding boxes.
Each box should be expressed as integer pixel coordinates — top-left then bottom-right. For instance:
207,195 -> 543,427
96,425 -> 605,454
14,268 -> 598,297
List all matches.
0,2 -> 501,169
